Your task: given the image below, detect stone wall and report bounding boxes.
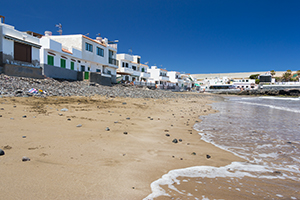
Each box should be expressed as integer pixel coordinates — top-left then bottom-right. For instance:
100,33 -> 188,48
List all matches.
3,64 -> 43,79
90,73 -> 112,86
42,64 -> 78,81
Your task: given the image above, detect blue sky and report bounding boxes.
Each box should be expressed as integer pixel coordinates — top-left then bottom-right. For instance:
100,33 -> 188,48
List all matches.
1,0 -> 300,74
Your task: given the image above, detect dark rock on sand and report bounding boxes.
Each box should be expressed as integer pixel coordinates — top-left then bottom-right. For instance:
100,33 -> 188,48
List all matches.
22,156 -> 30,161
179,139 -> 182,142
0,149 -> 4,156
106,127 -> 110,131
206,154 -> 211,159
165,134 -> 170,137
123,132 -> 128,135
172,139 -> 178,143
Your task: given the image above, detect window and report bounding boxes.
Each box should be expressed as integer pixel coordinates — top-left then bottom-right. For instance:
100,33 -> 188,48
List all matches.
137,57 -> 140,64
47,55 -> 54,66
97,47 -> 104,56
60,59 -> 66,68
109,50 -> 114,58
71,61 -> 74,70
132,66 -> 136,70
85,43 -> 93,52
126,63 -> 128,68
81,65 -> 85,72
14,42 -> 31,63
96,69 -> 101,72
122,62 -> 125,68
107,70 -> 111,75
141,68 -> 145,72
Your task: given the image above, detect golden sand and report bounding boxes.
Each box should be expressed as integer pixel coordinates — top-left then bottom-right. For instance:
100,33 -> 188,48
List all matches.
0,95 -> 244,199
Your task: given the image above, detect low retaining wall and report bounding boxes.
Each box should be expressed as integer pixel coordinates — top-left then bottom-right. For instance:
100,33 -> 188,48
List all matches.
3,64 -> 43,79
43,64 -> 78,81
90,73 -> 112,86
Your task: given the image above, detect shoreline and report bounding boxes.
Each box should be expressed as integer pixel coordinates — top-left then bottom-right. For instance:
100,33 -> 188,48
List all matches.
0,94 -> 245,199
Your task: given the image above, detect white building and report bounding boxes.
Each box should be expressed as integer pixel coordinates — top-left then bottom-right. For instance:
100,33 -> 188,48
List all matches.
167,71 -> 185,87
0,16 -> 43,78
116,53 -> 150,83
148,66 -> 170,87
44,34 -> 118,83
231,79 -> 257,89
40,34 -> 83,80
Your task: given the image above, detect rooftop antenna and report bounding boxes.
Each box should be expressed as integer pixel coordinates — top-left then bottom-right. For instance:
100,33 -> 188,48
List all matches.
55,23 -> 62,35
85,33 -> 89,36
97,33 -> 101,37
128,48 -> 133,55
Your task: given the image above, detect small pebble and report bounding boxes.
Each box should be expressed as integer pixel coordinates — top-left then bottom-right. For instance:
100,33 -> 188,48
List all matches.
123,132 -> 128,135
67,118 -> 71,121
22,115 -> 27,118
172,139 -> 178,143
126,117 -> 130,120
76,124 -> 82,127
61,108 -> 68,112
58,113 -> 63,116
206,155 -> 211,159
0,149 -> 4,156
179,139 -> 182,142
165,134 -> 170,137
106,127 -> 110,131
22,136 -> 26,138
122,102 -> 127,105
22,156 -> 30,162
192,152 -> 196,155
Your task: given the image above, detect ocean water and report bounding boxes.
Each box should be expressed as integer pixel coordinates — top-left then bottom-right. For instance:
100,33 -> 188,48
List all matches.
145,96 -> 300,200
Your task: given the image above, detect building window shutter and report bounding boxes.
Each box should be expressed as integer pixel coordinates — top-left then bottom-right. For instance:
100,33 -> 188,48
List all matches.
61,59 -> 66,68
71,61 -> 74,70
47,55 -> 54,66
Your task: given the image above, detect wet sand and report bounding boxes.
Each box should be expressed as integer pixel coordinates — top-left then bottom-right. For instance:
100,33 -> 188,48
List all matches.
0,95 -> 244,199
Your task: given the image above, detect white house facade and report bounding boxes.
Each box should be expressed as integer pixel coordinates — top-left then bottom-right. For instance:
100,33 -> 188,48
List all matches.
0,17 -> 43,78
44,34 -> 118,83
148,66 -> 170,87
116,53 -> 150,83
40,34 -> 83,80
167,71 -> 185,87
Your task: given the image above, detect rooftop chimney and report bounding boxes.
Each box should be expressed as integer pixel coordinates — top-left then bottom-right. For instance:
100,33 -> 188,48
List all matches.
0,15 -> 5,24
96,37 -> 102,42
44,31 -> 52,36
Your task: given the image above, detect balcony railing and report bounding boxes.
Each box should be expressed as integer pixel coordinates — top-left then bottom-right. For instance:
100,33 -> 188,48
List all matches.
109,57 -> 119,66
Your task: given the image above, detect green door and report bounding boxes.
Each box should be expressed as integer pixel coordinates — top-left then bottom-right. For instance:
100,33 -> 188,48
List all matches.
84,71 -> 89,80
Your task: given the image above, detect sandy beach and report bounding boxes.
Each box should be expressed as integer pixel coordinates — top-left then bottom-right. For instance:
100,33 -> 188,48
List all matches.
0,94 -> 244,199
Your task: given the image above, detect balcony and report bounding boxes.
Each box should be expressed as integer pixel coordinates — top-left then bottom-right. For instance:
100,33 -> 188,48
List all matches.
109,57 -> 119,66
140,72 -> 150,78
132,70 -> 141,77
159,75 -> 169,81
119,67 -> 133,74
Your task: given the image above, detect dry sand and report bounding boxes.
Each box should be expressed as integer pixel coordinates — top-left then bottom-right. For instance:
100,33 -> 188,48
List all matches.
0,95 -> 244,199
